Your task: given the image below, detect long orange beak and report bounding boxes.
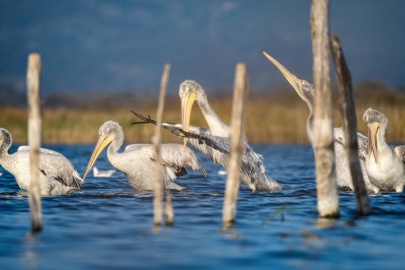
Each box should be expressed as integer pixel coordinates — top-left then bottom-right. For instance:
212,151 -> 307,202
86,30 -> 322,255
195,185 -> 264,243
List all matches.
367,122 -> 379,163
181,92 -> 197,149
82,134 -> 114,184
262,51 -> 307,102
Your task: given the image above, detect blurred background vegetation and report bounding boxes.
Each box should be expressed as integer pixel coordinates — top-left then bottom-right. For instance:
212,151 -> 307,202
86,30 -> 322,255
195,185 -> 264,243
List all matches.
1,80 -> 404,145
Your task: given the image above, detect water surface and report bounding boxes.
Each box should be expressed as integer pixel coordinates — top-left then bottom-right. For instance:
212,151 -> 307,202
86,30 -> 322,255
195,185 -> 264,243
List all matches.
1,145 -> 405,269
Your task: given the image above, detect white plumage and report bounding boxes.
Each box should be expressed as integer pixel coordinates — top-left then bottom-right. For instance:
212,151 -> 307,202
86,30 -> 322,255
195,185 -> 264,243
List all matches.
362,108 -> 405,192
132,80 -> 283,193
263,52 -> 379,192
0,128 -> 81,195
93,167 -> 116,177
82,121 -> 206,191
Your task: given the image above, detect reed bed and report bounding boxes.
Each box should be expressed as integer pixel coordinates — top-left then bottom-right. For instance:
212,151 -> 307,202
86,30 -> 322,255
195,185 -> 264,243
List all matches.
1,93 -> 404,145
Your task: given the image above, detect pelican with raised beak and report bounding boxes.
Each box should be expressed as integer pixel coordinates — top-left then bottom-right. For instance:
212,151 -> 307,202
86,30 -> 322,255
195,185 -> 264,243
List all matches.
263,51 -> 379,192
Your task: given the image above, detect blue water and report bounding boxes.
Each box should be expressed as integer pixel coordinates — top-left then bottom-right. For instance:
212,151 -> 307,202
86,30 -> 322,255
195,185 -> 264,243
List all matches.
1,145 -> 405,269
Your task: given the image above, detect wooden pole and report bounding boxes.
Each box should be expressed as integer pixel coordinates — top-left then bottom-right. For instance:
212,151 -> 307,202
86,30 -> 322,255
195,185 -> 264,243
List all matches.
330,33 -> 371,216
222,63 -> 249,227
165,192 -> 174,226
310,0 -> 339,217
27,53 -> 43,232
153,64 -> 170,227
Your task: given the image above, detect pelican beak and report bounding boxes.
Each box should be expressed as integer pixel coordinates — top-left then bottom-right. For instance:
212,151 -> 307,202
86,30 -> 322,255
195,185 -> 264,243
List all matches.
262,51 -> 306,102
181,92 -> 197,149
367,122 -> 379,163
82,134 -> 114,184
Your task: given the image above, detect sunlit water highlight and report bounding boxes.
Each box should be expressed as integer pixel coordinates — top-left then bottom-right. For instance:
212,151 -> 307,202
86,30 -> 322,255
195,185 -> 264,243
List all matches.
1,145 -> 405,269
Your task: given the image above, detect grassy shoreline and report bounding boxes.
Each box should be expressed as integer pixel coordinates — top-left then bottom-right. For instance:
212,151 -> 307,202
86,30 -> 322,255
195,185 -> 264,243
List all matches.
1,93 -> 405,145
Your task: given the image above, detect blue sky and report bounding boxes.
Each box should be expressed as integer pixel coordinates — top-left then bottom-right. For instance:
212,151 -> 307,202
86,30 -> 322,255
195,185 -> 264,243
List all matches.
1,0 -> 404,94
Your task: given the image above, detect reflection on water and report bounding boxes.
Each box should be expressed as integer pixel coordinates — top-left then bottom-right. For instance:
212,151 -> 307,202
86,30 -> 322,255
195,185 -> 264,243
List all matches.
1,144 -> 405,269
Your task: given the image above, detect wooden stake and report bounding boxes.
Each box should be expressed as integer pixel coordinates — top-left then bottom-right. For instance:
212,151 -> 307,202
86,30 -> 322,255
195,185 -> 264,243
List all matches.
27,53 -> 43,232
310,0 -> 339,217
330,33 -> 371,216
165,192 -> 174,226
153,64 -> 170,227
222,63 -> 249,227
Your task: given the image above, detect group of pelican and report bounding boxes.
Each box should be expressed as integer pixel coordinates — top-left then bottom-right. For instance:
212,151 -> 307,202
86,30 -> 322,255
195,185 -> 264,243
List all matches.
0,53 -> 404,196
262,52 -> 405,193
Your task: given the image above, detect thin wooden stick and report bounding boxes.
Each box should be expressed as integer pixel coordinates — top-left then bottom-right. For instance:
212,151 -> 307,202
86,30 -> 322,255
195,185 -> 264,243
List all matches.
330,33 -> 371,216
27,53 -> 43,232
310,0 -> 339,218
222,63 -> 249,227
153,63 -> 170,227
165,192 -> 174,226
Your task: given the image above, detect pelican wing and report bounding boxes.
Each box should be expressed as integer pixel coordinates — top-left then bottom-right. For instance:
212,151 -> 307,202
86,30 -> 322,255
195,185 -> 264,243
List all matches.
333,128 -> 368,161
17,146 -> 81,189
394,145 -> 405,164
131,111 -> 230,154
131,111 -> 257,177
136,144 -> 207,177
18,146 -> 63,156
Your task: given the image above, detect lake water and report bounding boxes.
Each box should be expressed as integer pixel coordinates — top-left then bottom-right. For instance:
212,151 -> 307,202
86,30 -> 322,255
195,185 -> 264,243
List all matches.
1,144 -> 405,269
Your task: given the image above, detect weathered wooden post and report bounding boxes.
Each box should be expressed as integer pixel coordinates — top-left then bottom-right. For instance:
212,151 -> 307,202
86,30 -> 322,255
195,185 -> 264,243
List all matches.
330,33 -> 371,216
310,0 -> 339,217
27,53 -> 43,232
153,64 -> 171,228
222,63 -> 249,228
164,192 -> 174,225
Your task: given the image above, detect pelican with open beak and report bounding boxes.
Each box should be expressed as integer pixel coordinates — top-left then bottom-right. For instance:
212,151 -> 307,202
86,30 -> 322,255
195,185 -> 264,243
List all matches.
363,108 -> 405,192
82,120 -> 206,191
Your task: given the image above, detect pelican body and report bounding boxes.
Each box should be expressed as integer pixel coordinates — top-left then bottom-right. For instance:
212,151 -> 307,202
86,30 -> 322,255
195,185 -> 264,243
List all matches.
133,80 -> 283,193
0,128 -> 81,195
363,108 -> 405,192
263,52 -> 379,192
82,121 -> 206,191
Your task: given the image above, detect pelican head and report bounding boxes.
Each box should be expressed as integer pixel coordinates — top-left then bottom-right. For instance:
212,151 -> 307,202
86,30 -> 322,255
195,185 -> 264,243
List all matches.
82,121 -> 124,183
0,128 -> 12,156
263,52 -> 314,106
363,108 -> 389,164
179,80 -> 205,149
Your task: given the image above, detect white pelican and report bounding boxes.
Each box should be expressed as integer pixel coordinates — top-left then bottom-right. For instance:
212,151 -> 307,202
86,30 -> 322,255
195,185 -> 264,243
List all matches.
93,167 -> 116,177
82,121 -> 206,191
363,108 -> 405,192
132,80 -> 284,193
263,52 -> 379,192
0,128 -> 81,195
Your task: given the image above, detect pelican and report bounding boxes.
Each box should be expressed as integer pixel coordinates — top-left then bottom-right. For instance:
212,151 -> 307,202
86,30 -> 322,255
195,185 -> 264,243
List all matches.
0,128 -> 81,195
363,108 -> 405,192
82,121 -> 206,191
263,52 -> 379,192
93,167 -> 116,177
133,80 -> 283,193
